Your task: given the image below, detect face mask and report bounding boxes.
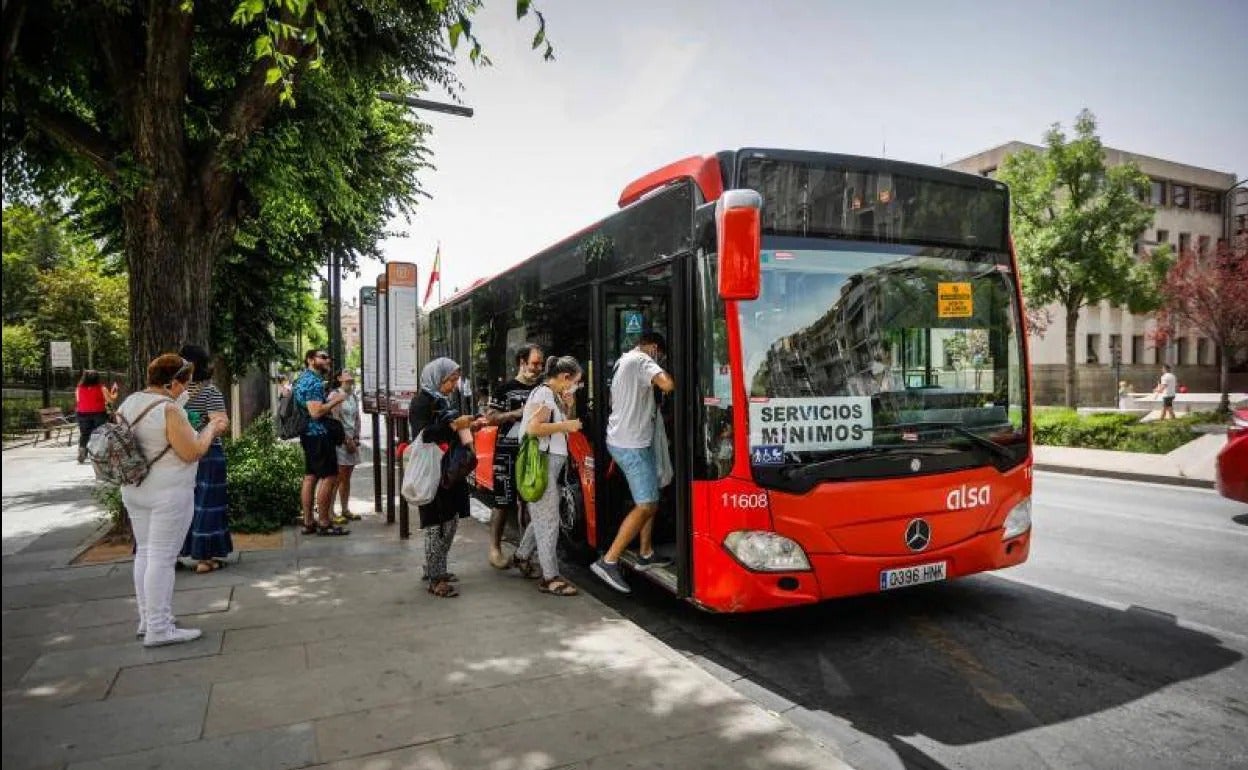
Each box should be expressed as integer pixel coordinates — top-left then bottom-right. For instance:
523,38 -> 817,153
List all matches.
173,388 -> 190,407
342,383 -> 355,393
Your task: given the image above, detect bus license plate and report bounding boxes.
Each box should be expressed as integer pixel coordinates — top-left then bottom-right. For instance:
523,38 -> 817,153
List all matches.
879,561 -> 947,591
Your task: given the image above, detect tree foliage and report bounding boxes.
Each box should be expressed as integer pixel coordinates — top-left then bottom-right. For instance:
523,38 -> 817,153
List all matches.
997,109 -> 1169,406
1,201 -> 129,374
1155,238 -> 1248,415
4,0 -> 551,387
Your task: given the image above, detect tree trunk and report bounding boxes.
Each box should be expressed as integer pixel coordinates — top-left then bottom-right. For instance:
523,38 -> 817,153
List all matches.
1219,344 -> 1230,418
1064,304 -> 1080,409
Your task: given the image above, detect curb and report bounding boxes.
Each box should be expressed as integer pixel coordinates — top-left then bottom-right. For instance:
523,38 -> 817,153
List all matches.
1034,463 -> 1215,489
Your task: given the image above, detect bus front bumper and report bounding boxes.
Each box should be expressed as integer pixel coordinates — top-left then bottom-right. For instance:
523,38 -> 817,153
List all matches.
693,528 -> 1030,613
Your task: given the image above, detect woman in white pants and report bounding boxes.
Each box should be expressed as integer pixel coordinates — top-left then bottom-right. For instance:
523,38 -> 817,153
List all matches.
118,353 -> 228,647
514,356 -> 583,596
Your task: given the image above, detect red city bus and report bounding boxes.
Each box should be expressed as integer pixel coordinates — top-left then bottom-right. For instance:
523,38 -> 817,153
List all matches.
428,148 -> 1032,612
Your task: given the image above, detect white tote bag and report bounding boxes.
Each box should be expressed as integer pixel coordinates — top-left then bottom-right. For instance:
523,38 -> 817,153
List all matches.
400,436 -> 445,506
653,411 -> 674,488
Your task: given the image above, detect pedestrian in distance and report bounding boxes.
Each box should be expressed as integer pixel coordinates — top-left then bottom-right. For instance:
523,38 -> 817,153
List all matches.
75,370 -> 118,463
591,331 -> 676,594
513,355 -> 584,597
117,353 -> 228,647
484,344 -> 545,569
409,357 -> 486,598
295,349 -> 349,536
1153,364 -> 1178,420
331,369 -> 363,522
176,344 -> 234,574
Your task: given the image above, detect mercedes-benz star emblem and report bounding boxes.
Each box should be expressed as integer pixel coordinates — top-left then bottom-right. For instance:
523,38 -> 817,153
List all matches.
904,519 -> 931,552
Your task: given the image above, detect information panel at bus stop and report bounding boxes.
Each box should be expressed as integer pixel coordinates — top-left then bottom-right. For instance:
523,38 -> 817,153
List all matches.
360,287 -> 378,413
385,262 -> 419,415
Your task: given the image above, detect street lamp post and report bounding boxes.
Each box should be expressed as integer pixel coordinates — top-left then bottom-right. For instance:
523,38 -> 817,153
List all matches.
82,320 -> 99,370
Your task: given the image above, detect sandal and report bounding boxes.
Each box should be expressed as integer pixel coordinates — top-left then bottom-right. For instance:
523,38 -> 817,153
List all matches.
194,561 -> 218,574
428,578 -> 459,598
300,523 -> 319,535
421,573 -> 459,583
538,577 -> 579,597
341,511 -> 362,521
511,555 -> 541,579
317,525 -> 350,537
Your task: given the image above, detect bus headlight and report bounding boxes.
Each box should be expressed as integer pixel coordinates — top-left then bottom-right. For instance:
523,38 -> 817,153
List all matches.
1002,497 -> 1032,540
723,531 -> 811,572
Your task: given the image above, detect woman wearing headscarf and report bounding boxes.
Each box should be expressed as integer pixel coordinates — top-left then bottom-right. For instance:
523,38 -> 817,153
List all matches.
408,358 -> 483,598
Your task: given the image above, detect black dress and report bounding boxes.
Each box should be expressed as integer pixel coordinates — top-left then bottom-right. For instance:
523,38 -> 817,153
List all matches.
408,391 -> 473,529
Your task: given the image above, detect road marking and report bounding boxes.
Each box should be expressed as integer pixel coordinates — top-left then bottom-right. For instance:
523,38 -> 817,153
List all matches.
991,572 -> 1248,649
911,615 -> 1042,727
1037,499 -> 1248,538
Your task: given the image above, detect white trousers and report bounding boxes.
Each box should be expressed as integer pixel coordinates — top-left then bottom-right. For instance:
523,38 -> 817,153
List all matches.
123,480 -> 194,635
516,454 -> 566,580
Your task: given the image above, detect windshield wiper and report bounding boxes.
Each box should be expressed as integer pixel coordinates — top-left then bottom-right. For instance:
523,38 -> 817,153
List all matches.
878,421 -> 1015,462
785,444 -> 950,479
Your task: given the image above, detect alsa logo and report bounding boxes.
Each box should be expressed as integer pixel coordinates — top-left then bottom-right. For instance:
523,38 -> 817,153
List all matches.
946,484 -> 991,511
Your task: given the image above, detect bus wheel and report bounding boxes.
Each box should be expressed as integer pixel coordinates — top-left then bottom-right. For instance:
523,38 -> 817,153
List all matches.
558,467 -> 596,565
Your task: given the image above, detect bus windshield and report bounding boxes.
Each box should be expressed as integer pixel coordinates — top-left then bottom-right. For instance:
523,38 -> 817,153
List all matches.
739,241 -> 1028,479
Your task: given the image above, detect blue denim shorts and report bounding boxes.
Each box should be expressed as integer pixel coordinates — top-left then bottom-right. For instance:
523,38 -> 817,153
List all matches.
608,443 -> 659,505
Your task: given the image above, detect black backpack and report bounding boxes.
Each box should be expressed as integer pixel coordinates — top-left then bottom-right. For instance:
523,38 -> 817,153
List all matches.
277,388 -> 309,440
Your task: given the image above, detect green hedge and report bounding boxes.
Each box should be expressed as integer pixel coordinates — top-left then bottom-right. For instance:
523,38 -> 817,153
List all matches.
1033,409 -> 1208,454
224,414 -> 303,533
94,414 -> 303,538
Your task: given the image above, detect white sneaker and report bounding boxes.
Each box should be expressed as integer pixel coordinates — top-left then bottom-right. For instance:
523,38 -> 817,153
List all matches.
143,627 -> 202,648
136,616 -> 177,638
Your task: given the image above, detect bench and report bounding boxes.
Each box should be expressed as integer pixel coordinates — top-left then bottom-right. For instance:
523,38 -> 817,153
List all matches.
35,408 -> 77,446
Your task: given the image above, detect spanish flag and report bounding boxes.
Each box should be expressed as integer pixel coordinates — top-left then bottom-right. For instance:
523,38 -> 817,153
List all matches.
423,242 -> 441,306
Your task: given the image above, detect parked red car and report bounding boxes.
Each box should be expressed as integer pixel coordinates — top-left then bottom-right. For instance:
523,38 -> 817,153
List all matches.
1216,407 -> 1248,504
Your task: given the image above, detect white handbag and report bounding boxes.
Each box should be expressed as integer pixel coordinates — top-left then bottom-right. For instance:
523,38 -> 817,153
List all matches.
653,410 -> 673,488
400,435 -> 444,506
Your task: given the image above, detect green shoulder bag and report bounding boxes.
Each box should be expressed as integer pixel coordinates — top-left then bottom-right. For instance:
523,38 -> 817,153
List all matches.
516,433 -> 548,503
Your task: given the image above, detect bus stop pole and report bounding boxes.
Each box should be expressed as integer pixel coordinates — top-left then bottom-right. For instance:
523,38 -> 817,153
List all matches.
398,418 -> 410,539
371,412 -> 382,513
382,284 -> 396,526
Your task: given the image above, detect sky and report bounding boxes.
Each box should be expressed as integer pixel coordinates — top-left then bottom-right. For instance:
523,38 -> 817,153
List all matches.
338,0 -> 1248,305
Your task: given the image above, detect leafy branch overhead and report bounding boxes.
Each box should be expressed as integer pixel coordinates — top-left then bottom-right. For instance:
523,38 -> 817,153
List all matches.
3,0 -> 553,385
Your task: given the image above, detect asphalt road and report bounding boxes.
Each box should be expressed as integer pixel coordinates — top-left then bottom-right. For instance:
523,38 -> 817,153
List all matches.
566,472 -> 1248,770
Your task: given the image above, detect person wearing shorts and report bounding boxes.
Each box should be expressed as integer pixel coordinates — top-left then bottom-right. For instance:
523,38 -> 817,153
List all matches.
294,350 -> 348,536
591,332 -> 675,594
1154,364 -> 1178,420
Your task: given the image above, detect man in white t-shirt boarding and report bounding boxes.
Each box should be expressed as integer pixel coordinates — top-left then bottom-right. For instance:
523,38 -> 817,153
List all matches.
591,332 -> 676,594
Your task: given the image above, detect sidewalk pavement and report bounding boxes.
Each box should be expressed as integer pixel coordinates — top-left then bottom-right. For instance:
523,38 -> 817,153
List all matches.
2,443 -> 852,770
1034,433 -> 1224,488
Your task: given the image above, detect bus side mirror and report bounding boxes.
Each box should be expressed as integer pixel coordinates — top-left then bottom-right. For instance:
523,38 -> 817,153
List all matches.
716,189 -> 762,301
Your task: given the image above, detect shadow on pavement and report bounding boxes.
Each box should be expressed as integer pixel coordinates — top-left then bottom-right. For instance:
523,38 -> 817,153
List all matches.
568,565 -> 1244,770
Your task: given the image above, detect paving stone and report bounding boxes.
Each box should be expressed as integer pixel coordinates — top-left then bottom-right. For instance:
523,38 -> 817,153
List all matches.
109,642 -> 306,697
2,649 -> 39,687
2,563 -> 118,589
67,585 -> 232,629
1,686 -> 210,768
3,574 -> 137,611
320,742 -> 449,770
4,667 -> 116,708
3,620 -> 145,657
65,722 -> 318,770
2,603 -> 81,640
20,632 -> 222,680
581,727 -> 852,770
313,663 -> 662,762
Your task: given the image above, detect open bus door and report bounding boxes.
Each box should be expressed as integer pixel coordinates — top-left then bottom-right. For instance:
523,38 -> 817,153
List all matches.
591,262 -> 691,598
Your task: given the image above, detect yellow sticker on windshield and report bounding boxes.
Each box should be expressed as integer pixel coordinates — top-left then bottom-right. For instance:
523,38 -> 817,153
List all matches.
938,283 -> 973,318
